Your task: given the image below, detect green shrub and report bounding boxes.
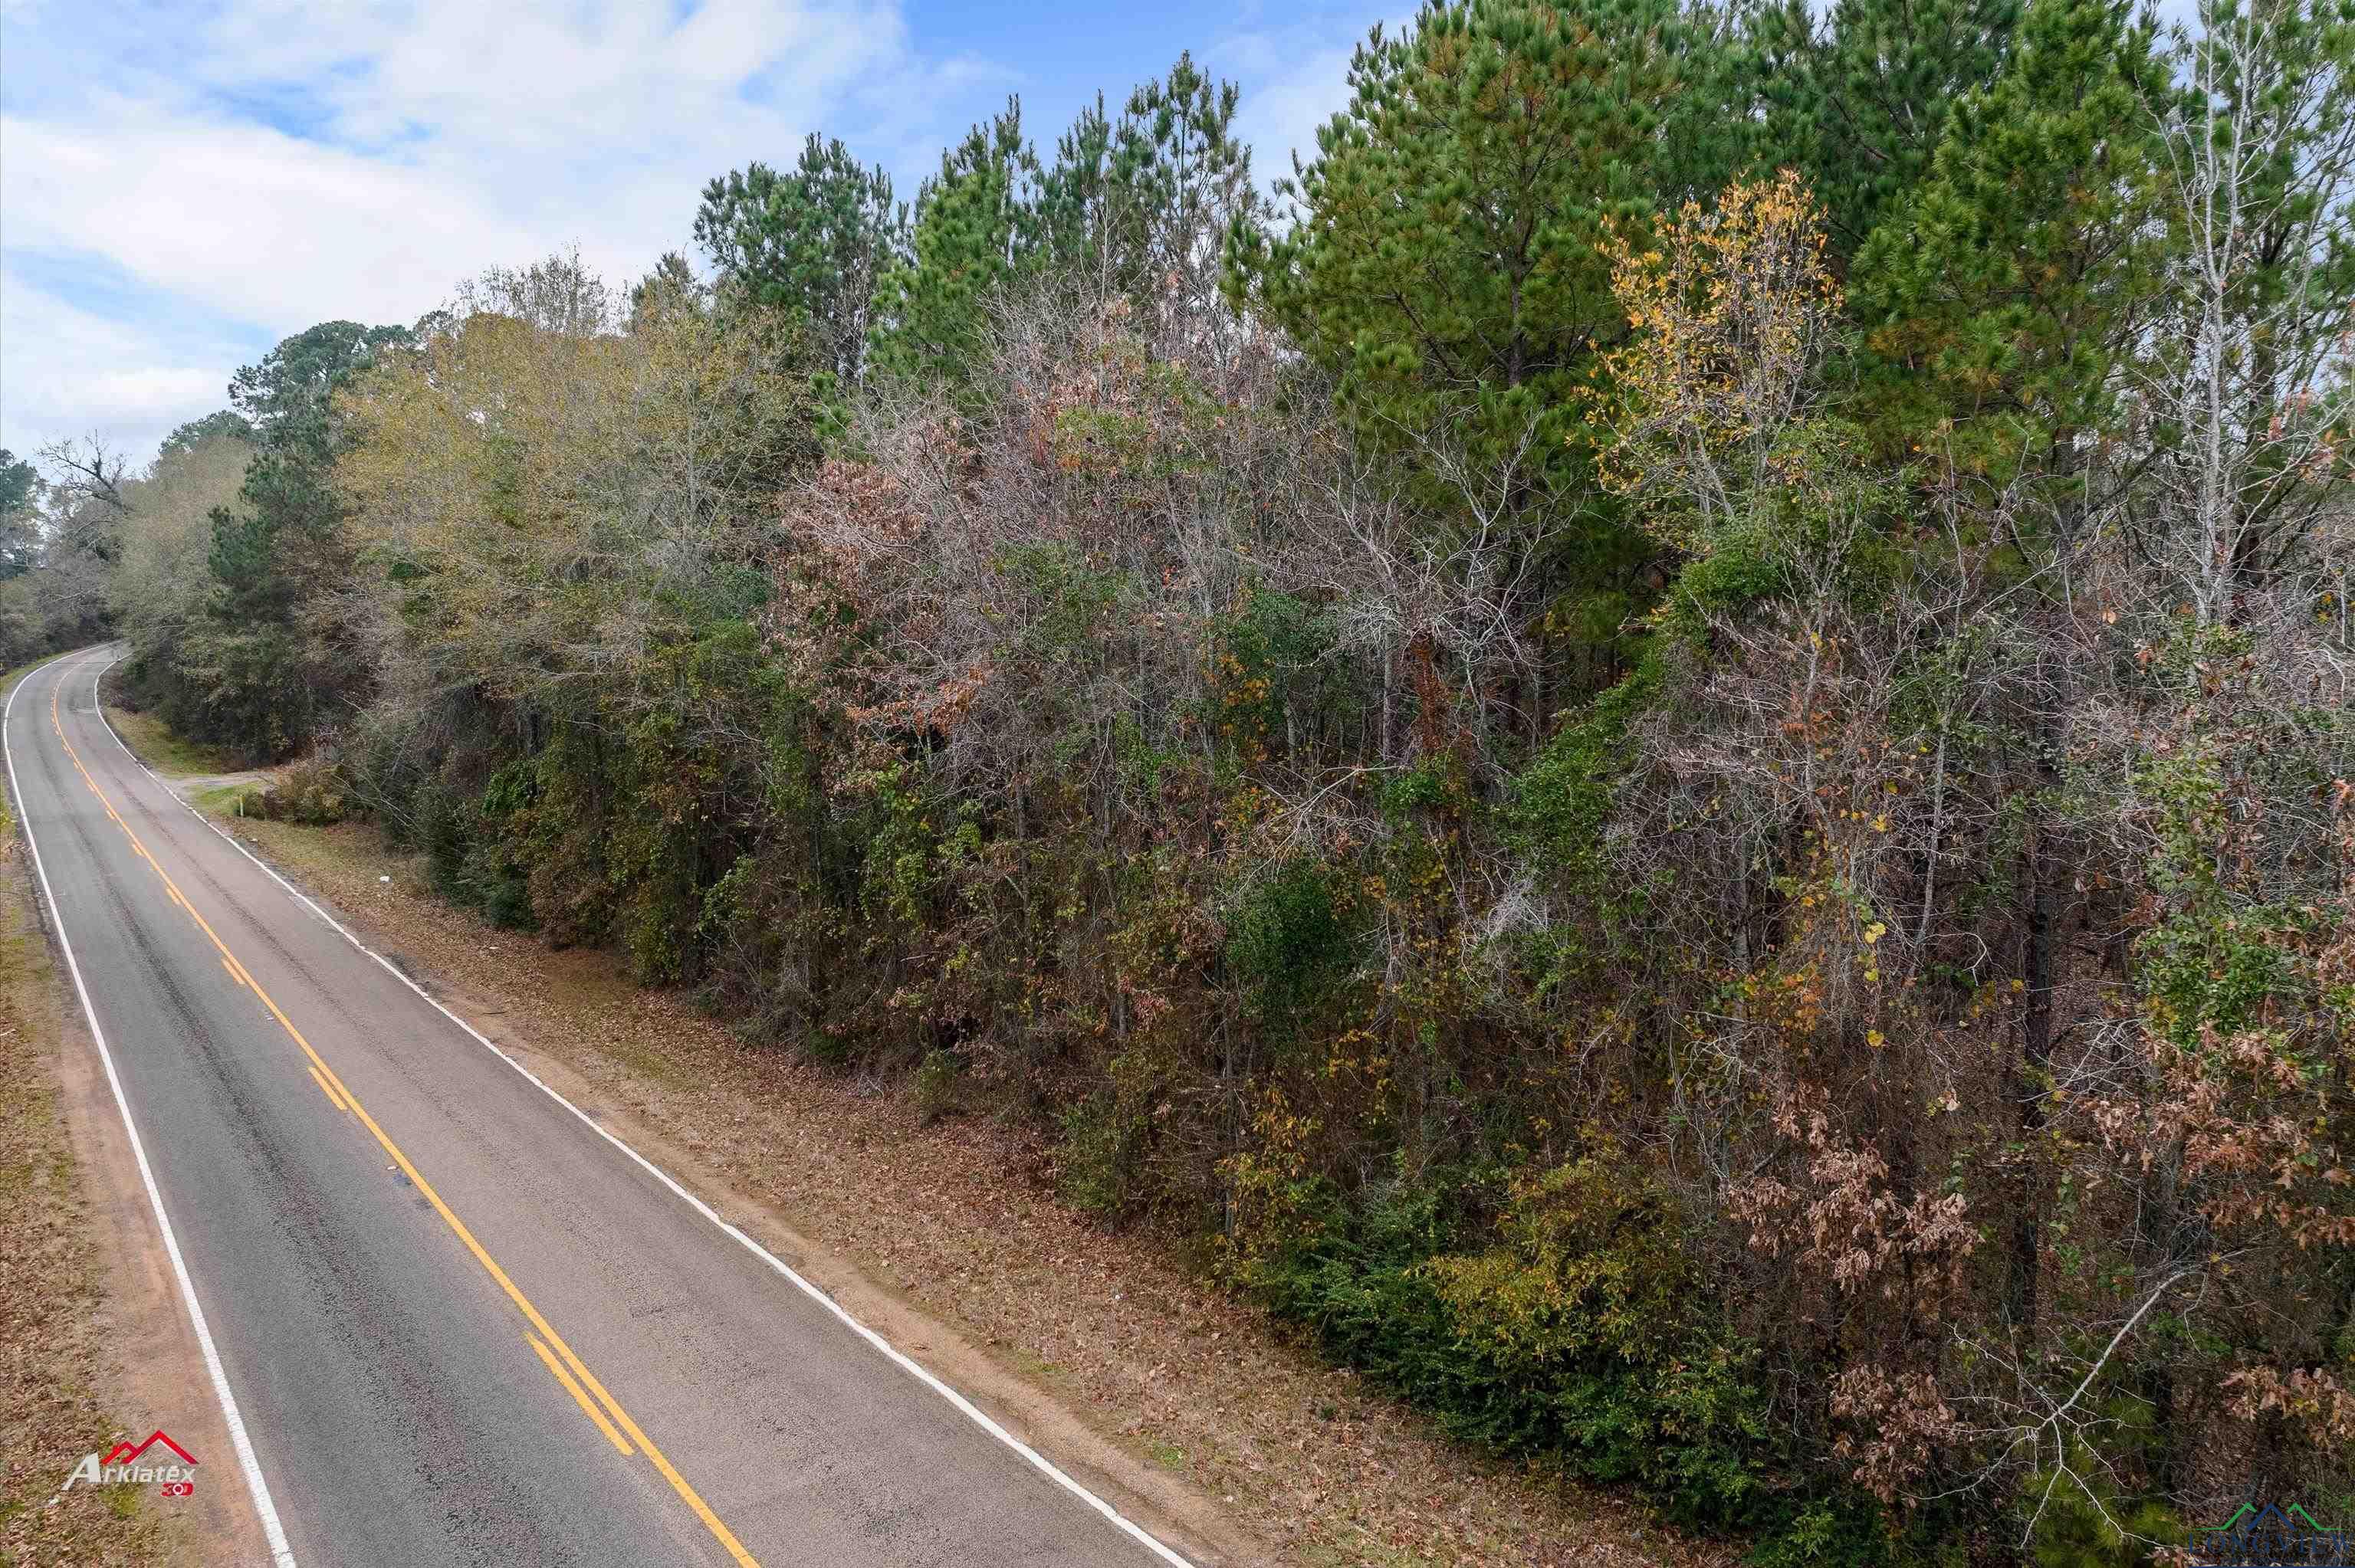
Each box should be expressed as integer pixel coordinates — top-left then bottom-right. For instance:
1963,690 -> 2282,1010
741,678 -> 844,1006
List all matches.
2021,1450 -> 2178,1568
1231,1156 -> 1779,1530
400,773 -> 536,930
1224,858 -> 1361,1044
1747,1494 -> 1924,1568
912,1047 -> 961,1124
471,864 -> 537,931
1056,1089 -> 1148,1214
258,750 -> 356,825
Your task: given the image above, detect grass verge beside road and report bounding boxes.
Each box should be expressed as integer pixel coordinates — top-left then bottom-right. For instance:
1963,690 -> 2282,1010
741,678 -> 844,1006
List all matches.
94,702 -> 245,782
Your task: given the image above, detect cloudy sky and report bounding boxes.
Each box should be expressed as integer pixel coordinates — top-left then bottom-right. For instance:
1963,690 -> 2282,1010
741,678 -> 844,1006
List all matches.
0,0 -> 1386,467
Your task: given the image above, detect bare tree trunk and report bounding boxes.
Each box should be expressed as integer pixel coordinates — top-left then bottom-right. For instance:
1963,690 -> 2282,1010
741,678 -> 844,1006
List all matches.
1381,645 -> 1398,766
2010,802 -> 2057,1337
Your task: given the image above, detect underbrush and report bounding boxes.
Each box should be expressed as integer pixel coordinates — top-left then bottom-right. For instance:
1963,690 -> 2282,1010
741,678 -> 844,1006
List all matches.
1230,1154 -> 1829,1544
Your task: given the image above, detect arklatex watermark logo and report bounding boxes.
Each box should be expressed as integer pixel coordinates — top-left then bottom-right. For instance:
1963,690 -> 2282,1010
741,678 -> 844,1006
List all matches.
61,1429 -> 198,1497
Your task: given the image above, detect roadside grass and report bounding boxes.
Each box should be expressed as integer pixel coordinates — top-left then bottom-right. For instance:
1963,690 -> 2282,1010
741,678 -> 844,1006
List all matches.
190,782 -> 267,817
1,654 -> 171,1565
97,700 -> 245,781
95,686 -> 274,823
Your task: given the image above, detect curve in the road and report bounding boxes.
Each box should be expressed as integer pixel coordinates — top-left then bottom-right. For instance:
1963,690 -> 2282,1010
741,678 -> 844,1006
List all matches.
49,668 -> 758,1564
6,645 -> 1200,1568
5,658 -> 297,1565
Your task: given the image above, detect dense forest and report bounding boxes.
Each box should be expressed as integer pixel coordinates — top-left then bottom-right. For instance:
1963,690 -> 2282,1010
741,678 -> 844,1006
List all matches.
9,0 -> 2353,1559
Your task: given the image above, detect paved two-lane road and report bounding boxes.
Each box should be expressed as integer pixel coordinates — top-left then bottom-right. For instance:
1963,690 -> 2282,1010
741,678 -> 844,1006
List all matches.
6,645 -> 1190,1568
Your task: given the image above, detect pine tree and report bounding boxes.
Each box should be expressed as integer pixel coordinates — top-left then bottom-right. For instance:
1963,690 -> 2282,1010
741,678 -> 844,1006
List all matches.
1035,92 -> 1117,274
869,61 -> 1269,396
1229,0 -> 1753,477
1851,0 -> 2173,491
1745,0 -> 2022,260
1848,0 -> 2173,1341
197,320 -> 410,755
209,320 -> 410,625
1034,56 -> 1269,336
695,136 -> 903,384
1225,0 -> 1752,682
1104,54 -> 1269,311
866,100 -> 1043,392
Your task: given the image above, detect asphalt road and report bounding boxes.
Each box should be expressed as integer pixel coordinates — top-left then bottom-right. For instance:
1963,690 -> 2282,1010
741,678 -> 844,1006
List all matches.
5,645 -> 1189,1568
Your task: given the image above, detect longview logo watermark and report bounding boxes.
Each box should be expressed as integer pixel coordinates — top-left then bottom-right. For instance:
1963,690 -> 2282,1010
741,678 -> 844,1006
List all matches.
61,1429 -> 198,1497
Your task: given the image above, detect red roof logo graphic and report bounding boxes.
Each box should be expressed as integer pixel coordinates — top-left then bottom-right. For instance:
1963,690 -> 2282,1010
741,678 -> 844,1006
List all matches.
103,1431 -> 196,1467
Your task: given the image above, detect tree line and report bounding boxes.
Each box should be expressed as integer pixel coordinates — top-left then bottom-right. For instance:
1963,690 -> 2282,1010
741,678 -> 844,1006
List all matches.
47,1 -> 2355,1560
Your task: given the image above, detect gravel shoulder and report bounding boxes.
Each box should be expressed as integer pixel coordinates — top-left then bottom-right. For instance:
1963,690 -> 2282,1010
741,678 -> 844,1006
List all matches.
121,733 -> 1727,1567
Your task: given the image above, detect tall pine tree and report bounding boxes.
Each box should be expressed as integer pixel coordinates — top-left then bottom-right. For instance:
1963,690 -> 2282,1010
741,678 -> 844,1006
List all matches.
1851,0 -> 2172,490
1848,0 -> 2173,1340
695,136 -> 905,385
1745,0 -> 2021,261
1227,0 -> 1752,686
182,320 -> 409,756
866,100 -> 1043,392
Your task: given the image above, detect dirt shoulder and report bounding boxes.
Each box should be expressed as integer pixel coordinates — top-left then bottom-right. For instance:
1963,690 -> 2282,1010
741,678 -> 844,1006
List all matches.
116,733 -> 1723,1568
3,659 -> 263,1568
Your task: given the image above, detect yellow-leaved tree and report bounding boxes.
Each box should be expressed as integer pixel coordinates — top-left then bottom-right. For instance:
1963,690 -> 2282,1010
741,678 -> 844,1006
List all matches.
1595,170 -> 1846,559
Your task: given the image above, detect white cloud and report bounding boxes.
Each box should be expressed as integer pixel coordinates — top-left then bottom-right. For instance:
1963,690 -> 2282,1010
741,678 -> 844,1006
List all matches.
0,0 -> 952,466
0,0 -> 1412,467
3,109 -> 544,331
1233,44 -> 1357,193
0,272 -> 251,460
194,0 -> 915,157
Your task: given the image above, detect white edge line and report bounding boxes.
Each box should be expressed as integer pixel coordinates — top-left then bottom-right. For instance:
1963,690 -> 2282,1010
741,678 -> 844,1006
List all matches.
5,648 -> 298,1568
80,651 -> 1199,1568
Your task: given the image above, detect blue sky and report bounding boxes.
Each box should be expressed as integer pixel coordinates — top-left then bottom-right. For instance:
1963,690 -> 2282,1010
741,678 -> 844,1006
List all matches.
0,0 -> 1391,467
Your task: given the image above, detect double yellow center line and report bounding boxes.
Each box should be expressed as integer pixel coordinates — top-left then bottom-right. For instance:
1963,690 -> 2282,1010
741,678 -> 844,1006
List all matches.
51,681 -> 757,1566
